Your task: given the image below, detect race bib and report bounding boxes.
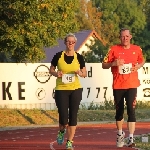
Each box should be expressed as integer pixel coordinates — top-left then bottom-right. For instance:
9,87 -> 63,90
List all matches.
62,74 -> 75,84
119,63 -> 132,74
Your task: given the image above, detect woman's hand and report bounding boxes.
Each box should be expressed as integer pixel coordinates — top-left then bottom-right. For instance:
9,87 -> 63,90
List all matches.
57,71 -> 63,77
75,70 -> 83,77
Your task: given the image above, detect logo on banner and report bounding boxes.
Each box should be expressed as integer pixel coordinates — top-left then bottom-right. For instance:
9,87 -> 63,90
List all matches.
36,88 -> 46,100
34,64 -> 52,83
143,88 -> 150,97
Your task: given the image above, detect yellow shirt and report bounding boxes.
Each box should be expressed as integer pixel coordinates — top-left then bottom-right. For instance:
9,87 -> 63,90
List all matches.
55,51 -> 82,90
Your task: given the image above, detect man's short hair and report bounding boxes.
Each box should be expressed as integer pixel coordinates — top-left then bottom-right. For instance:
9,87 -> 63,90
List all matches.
120,28 -> 131,34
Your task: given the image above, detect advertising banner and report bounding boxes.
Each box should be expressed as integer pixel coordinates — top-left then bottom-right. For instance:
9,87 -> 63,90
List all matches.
0,63 -> 149,109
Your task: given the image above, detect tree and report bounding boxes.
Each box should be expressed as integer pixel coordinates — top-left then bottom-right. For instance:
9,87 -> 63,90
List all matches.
133,0 -> 150,62
0,0 -> 79,62
82,39 -> 109,63
76,0 -> 107,63
81,0 -> 148,62
92,0 -> 146,45
76,0 -> 102,35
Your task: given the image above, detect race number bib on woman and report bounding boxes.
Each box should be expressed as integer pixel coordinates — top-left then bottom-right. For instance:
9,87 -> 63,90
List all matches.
62,74 -> 75,84
119,63 -> 132,74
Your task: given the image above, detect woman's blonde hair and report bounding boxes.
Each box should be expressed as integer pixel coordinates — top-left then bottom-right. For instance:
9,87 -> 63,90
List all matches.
64,33 -> 77,42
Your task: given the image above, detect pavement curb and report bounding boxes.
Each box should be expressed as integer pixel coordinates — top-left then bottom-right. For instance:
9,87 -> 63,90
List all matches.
0,119 -> 150,131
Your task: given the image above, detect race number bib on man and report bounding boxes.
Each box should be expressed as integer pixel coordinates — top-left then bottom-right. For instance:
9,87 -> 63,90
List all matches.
62,74 -> 75,84
119,63 -> 132,74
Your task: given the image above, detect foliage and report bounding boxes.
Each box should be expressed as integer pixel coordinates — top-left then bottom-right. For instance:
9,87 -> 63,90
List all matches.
0,0 -> 79,62
80,100 -> 150,110
135,0 -> 150,62
86,100 -> 115,110
134,27 -> 150,62
76,0 -> 102,35
92,0 -> 147,45
82,39 -> 109,62
82,0 -> 150,62
1,0 -> 150,62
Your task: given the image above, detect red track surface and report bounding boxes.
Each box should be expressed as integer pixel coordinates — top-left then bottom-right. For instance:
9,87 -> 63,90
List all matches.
0,122 -> 150,150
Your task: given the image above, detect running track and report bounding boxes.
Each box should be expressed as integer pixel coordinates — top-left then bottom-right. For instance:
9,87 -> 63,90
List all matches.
0,122 -> 150,150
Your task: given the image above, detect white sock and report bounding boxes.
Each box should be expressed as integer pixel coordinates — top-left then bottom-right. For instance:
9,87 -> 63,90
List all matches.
129,134 -> 133,142
118,130 -> 122,135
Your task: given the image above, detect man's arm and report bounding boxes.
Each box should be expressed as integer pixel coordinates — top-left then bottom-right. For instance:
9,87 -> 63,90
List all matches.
131,47 -> 145,72
131,59 -> 145,72
102,48 -> 115,69
138,60 -> 145,68
102,59 -> 125,69
137,48 -> 145,68
102,62 -> 112,69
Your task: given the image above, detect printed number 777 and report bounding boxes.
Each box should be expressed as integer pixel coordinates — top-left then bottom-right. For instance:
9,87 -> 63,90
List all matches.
87,87 -> 108,98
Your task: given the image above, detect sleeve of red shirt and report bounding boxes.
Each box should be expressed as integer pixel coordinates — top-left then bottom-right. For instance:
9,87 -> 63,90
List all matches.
103,47 -> 114,63
137,47 -> 144,63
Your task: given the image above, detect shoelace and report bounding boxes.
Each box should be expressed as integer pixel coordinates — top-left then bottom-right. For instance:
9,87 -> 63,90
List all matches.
58,131 -> 64,139
66,141 -> 73,147
117,134 -> 124,141
128,137 -> 135,143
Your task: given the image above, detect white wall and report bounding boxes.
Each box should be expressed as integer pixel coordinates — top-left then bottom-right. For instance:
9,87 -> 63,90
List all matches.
77,35 -> 95,54
0,63 -> 150,109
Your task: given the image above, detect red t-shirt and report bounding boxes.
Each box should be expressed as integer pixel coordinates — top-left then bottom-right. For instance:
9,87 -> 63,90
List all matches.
103,44 -> 144,89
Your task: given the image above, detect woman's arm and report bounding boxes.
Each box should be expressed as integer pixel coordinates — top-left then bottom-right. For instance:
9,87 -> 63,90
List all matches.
80,67 -> 87,78
49,65 -> 58,77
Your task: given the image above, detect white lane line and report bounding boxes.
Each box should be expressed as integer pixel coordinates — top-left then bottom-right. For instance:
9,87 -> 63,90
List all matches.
103,132 -> 106,134
50,140 -> 56,150
49,129 -> 115,149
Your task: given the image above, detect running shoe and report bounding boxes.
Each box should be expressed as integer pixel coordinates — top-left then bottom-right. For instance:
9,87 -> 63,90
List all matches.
66,140 -> 74,150
116,131 -> 125,147
126,137 -> 136,147
57,129 -> 66,145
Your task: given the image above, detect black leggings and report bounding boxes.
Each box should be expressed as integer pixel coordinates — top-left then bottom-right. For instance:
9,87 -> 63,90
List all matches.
55,88 -> 82,126
113,88 -> 137,122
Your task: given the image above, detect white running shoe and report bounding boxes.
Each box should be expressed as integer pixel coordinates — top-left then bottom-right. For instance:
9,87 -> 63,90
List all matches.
126,137 -> 136,148
116,131 -> 125,147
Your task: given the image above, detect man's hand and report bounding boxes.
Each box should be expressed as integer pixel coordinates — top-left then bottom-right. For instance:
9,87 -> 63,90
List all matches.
112,59 -> 125,66
131,64 -> 141,72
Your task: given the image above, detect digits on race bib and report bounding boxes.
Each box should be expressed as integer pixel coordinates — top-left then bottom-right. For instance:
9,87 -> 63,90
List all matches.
62,74 -> 75,84
119,63 -> 132,74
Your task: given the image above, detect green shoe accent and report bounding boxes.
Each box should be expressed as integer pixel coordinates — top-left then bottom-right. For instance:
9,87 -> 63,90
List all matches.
57,129 -> 66,145
66,140 -> 73,150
